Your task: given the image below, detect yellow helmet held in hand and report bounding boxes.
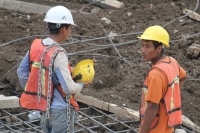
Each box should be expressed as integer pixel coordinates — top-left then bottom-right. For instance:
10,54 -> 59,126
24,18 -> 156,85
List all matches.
138,25 -> 170,47
72,59 -> 95,83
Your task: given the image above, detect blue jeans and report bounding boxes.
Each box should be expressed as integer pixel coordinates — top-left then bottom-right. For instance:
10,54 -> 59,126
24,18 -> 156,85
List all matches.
40,108 -> 75,133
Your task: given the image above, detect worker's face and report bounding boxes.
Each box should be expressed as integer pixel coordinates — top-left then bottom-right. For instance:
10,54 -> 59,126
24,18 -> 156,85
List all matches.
63,25 -> 72,40
140,40 -> 161,62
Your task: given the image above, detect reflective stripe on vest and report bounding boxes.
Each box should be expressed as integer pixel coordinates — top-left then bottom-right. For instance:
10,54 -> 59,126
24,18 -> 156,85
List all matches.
140,57 -> 182,129
19,39 -> 80,111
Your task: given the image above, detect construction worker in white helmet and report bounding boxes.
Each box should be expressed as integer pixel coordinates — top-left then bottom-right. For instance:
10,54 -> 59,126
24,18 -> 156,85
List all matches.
17,6 -> 91,133
138,25 -> 186,133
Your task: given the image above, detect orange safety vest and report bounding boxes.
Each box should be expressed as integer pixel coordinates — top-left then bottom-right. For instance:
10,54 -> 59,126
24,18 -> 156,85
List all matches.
140,57 -> 182,129
19,39 -> 80,112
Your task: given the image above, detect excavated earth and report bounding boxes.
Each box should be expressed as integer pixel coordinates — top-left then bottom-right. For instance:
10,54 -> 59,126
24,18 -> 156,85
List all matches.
0,0 -> 200,127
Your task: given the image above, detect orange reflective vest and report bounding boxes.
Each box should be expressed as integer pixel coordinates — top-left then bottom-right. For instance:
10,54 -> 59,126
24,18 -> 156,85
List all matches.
19,39 -> 80,112
140,57 -> 182,129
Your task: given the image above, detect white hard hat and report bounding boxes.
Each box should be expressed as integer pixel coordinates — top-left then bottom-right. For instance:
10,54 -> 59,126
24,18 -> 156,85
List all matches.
44,6 -> 76,26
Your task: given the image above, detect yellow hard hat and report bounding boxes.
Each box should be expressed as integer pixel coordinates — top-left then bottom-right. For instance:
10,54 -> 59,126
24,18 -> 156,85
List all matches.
138,25 -> 170,47
72,59 -> 95,83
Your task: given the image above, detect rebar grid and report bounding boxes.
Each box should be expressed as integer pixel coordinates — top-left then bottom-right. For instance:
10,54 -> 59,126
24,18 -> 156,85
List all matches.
0,104 -> 139,133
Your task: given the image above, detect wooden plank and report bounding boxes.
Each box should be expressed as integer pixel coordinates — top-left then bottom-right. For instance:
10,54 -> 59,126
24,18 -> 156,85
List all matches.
0,0 -> 76,15
83,0 -> 124,9
182,115 -> 200,132
0,95 -> 5,98
0,95 -> 19,109
183,8 -> 200,22
76,93 -> 139,120
76,93 -> 200,130
0,83 -> 11,89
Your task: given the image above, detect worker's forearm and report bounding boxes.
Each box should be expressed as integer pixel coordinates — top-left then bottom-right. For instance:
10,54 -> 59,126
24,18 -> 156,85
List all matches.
179,77 -> 186,89
140,102 -> 159,133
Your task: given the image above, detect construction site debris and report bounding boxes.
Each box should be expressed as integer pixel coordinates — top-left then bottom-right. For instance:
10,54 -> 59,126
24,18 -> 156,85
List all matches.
0,83 -> 11,89
0,95 -> 19,109
0,0 -> 78,15
91,7 -> 101,13
101,17 -> 112,25
76,93 -> 140,120
182,115 -> 200,133
77,93 -> 200,132
108,31 -> 117,40
175,129 -> 186,133
28,111 -> 41,121
127,12 -> 132,17
186,43 -> 200,59
183,8 -> 200,22
0,104 -> 139,132
83,0 -> 124,9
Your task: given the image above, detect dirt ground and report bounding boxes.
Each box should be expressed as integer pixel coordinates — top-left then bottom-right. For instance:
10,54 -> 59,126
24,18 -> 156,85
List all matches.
1,0 -> 200,126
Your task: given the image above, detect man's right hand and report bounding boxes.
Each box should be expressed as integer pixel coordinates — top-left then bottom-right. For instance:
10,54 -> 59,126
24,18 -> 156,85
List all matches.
84,82 -> 92,88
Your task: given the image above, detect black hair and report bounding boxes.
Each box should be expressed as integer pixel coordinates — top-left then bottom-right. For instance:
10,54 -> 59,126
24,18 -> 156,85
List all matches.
48,23 -> 70,35
152,40 -> 164,53
152,41 -> 162,49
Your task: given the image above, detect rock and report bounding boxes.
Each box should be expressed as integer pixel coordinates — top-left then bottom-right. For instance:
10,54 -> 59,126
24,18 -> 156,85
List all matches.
91,7 -> 100,13
183,8 -> 200,22
186,43 -> 200,59
28,111 -> 41,120
108,31 -> 117,40
173,30 -> 178,34
127,12 -> 132,16
101,17 -> 112,25
27,15 -> 30,20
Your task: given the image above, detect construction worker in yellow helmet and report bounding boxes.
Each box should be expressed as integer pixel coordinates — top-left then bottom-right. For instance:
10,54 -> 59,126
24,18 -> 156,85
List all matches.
17,6 -> 92,133
138,25 -> 186,133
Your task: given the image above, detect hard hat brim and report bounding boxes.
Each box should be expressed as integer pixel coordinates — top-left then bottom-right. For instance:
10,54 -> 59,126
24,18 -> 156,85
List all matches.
137,35 -> 169,48
44,19 -> 77,26
137,35 -> 151,40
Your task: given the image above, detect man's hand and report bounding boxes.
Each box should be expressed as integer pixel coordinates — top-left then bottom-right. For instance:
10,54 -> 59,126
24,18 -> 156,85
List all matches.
83,82 -> 92,88
139,101 -> 159,133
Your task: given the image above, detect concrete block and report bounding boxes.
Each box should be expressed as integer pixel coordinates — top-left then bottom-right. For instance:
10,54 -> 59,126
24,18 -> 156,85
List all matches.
0,95 -> 19,109
175,129 -> 186,133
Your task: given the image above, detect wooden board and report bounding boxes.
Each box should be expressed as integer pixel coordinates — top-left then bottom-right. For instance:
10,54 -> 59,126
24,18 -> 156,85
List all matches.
0,0 -> 76,15
83,0 -> 124,9
76,93 -> 200,130
0,83 -> 11,89
76,93 -> 139,120
182,115 -> 200,132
